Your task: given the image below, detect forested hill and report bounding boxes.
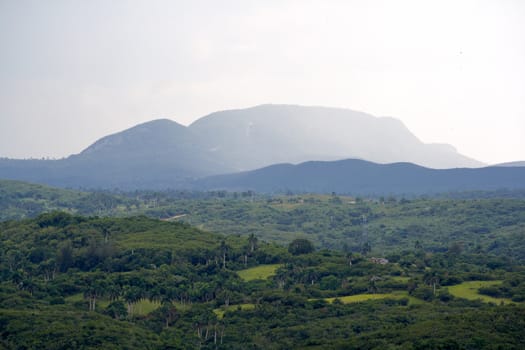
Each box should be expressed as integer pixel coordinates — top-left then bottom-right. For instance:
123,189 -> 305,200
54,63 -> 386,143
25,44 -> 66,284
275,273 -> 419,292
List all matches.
1,211 -> 525,348
196,158 -> 525,195
0,179 -> 129,220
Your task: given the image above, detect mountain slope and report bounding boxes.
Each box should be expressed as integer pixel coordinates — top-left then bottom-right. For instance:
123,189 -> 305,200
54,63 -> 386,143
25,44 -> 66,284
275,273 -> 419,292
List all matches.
0,119 -> 233,189
0,105 -> 486,189
189,104 -> 483,170
63,118 -> 234,188
493,161 -> 525,167
195,158 -> 525,195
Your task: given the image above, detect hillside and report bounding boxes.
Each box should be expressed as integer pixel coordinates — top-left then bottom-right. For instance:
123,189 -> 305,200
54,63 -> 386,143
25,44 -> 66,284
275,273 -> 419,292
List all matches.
135,194 -> 525,260
0,119 -> 233,189
1,211 -> 525,348
0,179 -> 130,220
4,178 -> 524,260
493,161 -> 525,167
196,158 -> 525,195
189,104 -> 483,170
0,105 -> 485,189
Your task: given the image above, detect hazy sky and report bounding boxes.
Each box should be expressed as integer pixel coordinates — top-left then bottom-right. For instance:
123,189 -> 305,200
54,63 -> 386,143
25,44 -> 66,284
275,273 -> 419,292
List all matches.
1,0 -> 524,164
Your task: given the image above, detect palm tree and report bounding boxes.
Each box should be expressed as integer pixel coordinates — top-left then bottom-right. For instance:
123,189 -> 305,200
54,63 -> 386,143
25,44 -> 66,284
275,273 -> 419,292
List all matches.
106,279 -> 122,301
361,242 -> 372,256
424,271 -> 440,296
20,277 -> 36,296
368,275 -> 381,294
219,240 -> 229,269
248,233 -> 258,253
346,251 -> 354,266
123,286 -> 143,316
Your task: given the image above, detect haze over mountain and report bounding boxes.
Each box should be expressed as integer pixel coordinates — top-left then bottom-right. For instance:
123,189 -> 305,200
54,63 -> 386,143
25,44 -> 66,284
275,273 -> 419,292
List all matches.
0,104 -> 486,189
189,105 -> 483,170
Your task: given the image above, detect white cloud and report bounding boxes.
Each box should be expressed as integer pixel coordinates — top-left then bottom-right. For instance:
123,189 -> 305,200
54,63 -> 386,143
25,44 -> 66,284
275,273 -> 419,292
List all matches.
0,0 -> 524,163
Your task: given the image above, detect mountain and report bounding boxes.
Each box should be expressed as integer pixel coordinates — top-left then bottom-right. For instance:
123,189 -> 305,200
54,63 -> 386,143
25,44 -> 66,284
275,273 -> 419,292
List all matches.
65,118 -> 233,187
195,158 -> 525,195
189,104 -> 483,170
0,104 -> 485,189
0,119 -> 233,189
492,161 -> 525,167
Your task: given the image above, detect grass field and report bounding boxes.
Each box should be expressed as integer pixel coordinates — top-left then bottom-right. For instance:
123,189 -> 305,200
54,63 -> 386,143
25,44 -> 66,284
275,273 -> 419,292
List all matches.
310,291 -> 421,305
447,280 -> 514,304
65,293 -> 111,309
213,303 -> 255,319
237,264 -> 281,281
65,294 -> 161,315
133,299 -> 161,315
322,291 -> 422,305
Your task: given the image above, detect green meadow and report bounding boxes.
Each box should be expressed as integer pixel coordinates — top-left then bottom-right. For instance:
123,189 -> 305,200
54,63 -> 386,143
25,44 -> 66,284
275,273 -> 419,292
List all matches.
65,294 -> 161,315
320,291 -> 422,305
214,304 -> 256,319
237,264 -> 281,281
448,281 -> 515,305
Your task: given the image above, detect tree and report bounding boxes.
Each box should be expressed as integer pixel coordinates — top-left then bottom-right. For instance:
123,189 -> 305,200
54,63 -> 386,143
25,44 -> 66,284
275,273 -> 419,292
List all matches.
123,286 -> 143,316
56,240 -> 74,272
248,233 -> 258,253
83,274 -> 107,311
19,277 -> 37,296
368,275 -> 381,294
320,275 -> 339,290
157,302 -> 177,328
104,300 -> 128,320
288,239 -> 314,255
448,242 -> 463,256
424,271 -> 440,296
242,245 -> 249,267
361,241 -> 372,256
219,240 -> 230,269
346,251 -> 354,266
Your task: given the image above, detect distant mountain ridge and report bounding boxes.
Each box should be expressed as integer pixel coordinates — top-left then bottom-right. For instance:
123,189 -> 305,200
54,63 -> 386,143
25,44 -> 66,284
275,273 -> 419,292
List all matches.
0,104 -> 488,189
492,161 -> 525,167
195,158 -> 525,195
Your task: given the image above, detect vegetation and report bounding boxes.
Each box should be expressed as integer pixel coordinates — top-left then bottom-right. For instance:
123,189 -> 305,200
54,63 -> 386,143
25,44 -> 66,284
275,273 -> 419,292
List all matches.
3,181 -> 525,262
447,281 -> 513,304
237,264 -> 281,281
321,291 -> 418,305
1,189 -> 525,348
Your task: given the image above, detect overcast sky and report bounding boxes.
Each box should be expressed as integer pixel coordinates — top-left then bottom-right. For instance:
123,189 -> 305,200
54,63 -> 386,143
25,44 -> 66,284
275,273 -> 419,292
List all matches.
1,0 -> 524,164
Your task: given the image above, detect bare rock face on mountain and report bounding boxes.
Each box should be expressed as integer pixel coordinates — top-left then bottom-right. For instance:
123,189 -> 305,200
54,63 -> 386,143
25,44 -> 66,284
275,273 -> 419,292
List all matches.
189,105 -> 483,171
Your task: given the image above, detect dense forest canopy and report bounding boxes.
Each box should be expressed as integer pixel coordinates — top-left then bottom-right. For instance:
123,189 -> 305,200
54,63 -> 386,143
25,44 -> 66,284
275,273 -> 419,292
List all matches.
1,184 -> 524,348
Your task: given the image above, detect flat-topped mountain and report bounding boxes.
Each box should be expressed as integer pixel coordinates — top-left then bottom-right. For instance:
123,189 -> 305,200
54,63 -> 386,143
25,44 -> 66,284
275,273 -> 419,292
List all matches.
189,104 -> 483,170
0,104 -> 486,189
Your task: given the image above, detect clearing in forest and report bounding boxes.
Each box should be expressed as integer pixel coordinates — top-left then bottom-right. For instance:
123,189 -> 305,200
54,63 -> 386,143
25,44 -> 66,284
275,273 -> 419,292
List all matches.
322,291 -> 421,305
237,264 -> 281,281
447,280 -> 514,304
